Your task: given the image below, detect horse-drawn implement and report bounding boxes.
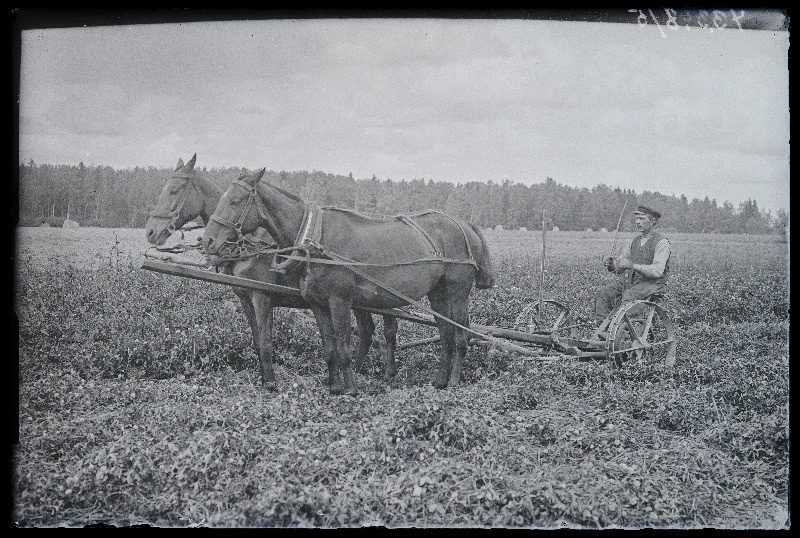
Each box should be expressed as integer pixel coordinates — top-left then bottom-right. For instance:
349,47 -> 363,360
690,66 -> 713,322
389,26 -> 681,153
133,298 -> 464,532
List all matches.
142,155 -> 676,395
140,256 -> 676,369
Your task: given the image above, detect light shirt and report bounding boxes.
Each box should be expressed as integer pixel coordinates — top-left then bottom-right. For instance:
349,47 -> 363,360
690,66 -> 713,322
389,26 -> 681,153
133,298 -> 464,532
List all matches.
617,234 -> 671,279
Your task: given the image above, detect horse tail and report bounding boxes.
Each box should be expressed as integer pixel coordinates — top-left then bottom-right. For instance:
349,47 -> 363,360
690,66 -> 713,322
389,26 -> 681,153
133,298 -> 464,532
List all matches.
469,223 -> 495,289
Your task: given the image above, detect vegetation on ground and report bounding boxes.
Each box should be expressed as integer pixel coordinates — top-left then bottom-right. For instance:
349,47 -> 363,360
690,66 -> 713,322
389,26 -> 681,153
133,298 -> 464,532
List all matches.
13,228 -> 789,528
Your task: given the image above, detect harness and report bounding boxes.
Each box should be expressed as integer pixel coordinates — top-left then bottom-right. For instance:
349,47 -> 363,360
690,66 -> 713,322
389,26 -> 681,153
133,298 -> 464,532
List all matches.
204,183 -> 499,343
206,180 -> 482,275
207,178 -> 270,243
273,208 -> 480,273
269,201 -> 323,274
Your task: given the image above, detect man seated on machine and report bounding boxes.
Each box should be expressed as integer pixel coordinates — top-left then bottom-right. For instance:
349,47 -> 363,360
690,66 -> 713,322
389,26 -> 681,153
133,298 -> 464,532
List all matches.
594,205 -> 671,328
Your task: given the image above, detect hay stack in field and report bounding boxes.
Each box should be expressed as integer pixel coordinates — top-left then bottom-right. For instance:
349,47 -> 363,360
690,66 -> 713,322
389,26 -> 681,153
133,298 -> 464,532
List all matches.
494,224 -> 504,231
600,227 -> 608,233
586,228 -> 593,232
63,219 -> 80,228
519,226 -> 527,232
552,226 -> 560,232
39,221 -> 50,227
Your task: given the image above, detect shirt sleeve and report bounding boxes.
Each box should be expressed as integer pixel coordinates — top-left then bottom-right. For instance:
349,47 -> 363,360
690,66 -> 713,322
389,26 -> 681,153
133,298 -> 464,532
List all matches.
633,238 -> 671,278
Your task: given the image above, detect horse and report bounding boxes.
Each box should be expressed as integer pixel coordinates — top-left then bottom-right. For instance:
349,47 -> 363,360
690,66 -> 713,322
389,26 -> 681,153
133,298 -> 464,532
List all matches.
202,168 -> 495,396
144,155 -> 399,390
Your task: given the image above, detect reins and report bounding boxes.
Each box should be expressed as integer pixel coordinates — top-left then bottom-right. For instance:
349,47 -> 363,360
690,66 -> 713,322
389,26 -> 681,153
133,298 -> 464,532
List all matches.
319,248 -> 492,342
204,183 -> 489,339
197,180 -> 505,344
205,182 -> 481,270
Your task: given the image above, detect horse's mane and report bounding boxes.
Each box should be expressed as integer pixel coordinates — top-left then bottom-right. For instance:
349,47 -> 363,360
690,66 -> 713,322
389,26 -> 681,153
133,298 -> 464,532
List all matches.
251,181 -> 306,204
186,169 -> 227,192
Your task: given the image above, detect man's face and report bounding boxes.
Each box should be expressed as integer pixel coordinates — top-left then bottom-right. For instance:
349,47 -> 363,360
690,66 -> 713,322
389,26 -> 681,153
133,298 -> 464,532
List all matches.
635,213 -> 655,235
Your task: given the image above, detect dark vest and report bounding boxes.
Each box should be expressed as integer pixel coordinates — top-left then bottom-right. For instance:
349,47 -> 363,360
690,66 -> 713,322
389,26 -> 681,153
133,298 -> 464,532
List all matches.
629,232 -> 669,285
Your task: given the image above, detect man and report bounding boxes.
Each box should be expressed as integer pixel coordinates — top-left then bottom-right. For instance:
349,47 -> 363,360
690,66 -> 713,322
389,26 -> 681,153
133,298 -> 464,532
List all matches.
594,204 -> 671,326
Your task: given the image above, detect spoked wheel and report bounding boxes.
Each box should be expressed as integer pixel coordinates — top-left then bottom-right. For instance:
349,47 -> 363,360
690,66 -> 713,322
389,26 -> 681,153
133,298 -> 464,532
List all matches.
514,300 -> 575,335
606,300 -> 676,368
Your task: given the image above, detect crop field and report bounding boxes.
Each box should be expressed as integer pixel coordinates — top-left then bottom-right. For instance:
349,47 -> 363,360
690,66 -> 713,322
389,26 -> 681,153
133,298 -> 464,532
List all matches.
14,227 -> 789,528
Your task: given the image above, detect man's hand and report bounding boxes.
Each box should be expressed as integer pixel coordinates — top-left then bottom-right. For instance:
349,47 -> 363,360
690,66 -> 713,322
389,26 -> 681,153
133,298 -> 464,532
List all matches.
602,256 -> 615,272
614,258 -> 633,271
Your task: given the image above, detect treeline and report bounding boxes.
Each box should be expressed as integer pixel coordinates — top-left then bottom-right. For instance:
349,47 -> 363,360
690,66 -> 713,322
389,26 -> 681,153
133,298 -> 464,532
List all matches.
17,160 -> 787,234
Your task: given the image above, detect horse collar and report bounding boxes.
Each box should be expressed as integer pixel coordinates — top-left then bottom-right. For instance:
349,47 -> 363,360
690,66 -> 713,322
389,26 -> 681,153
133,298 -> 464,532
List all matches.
296,202 -> 323,247
269,201 -> 323,274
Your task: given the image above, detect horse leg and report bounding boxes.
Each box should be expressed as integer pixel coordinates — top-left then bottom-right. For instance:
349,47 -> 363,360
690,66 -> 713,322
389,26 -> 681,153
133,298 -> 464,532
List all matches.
232,287 -> 259,353
309,303 -> 342,394
329,295 -> 357,396
252,292 -> 277,391
352,309 -> 375,374
382,315 -> 399,380
447,298 -> 470,388
428,284 -> 455,389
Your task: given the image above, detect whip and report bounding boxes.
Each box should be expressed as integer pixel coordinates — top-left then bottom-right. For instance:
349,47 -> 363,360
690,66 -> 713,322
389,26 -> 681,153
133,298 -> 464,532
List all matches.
606,198 -> 630,271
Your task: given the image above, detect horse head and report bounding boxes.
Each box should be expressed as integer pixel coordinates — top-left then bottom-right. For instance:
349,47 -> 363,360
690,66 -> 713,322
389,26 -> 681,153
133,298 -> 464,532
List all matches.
144,154 -> 207,245
202,168 -> 266,258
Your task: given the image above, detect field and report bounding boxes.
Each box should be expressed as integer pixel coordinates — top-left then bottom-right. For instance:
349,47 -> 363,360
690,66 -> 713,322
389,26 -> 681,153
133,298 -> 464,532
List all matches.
13,227 -> 789,528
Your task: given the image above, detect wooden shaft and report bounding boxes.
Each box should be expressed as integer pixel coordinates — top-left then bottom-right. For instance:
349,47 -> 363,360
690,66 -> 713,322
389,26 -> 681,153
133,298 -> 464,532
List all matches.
140,258 -> 600,353
139,258 -> 303,297
397,336 -> 441,350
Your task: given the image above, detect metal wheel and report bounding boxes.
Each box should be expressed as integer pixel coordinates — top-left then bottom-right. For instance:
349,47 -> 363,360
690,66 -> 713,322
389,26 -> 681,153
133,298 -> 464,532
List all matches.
514,300 -> 573,334
606,300 -> 676,368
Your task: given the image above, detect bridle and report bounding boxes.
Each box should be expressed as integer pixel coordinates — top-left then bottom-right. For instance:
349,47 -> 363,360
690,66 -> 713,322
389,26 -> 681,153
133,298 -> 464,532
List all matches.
206,179 -> 310,272
148,173 -> 197,234
207,179 -> 272,252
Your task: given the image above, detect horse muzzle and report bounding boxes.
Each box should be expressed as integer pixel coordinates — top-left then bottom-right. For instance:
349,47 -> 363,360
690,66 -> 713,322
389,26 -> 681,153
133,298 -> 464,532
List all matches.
202,236 -> 241,258
145,226 -> 171,246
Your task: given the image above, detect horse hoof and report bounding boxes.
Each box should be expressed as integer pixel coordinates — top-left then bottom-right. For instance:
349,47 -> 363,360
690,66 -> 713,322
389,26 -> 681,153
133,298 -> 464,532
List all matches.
344,387 -> 358,397
330,384 -> 344,395
384,367 -> 398,380
432,378 -> 447,390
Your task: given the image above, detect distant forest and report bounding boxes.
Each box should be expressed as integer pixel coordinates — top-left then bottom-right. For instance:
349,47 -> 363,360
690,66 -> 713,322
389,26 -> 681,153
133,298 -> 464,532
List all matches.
17,160 -> 787,234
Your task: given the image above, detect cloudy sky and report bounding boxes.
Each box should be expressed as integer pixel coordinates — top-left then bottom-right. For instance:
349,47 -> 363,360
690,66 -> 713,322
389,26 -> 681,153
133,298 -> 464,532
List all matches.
19,14 -> 789,212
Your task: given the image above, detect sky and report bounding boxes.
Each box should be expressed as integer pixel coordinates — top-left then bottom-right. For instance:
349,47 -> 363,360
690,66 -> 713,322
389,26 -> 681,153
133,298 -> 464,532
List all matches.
18,14 -> 790,213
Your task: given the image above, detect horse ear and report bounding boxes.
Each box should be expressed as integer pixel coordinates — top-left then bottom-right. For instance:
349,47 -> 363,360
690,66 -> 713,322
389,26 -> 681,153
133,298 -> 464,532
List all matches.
175,158 -> 185,171
256,168 -> 266,182
243,170 -> 260,186
185,154 -> 197,171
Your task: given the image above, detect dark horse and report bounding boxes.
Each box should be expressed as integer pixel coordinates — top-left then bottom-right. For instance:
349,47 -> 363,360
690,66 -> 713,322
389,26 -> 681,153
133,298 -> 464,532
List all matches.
202,169 -> 495,395
144,155 -> 398,390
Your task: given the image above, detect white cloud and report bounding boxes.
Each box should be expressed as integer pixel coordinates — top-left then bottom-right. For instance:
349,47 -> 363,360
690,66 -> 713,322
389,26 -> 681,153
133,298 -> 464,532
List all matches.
18,18 -> 789,212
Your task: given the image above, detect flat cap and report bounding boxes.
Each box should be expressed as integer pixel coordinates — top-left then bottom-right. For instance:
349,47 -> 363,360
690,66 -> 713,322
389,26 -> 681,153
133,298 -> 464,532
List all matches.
634,204 -> 662,220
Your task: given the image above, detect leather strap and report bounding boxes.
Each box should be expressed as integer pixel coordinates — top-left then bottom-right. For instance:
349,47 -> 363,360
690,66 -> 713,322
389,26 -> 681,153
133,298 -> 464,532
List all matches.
398,215 -> 441,257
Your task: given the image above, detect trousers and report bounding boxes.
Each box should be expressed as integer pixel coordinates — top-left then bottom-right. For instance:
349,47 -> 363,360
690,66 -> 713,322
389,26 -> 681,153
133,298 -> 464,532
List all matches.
594,278 -> 666,324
